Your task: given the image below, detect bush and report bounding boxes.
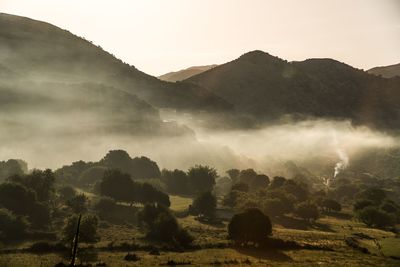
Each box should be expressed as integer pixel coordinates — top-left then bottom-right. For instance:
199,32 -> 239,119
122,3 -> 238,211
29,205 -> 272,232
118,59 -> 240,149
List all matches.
228,208 -> 272,245
356,206 -> 395,228
138,204 -> 192,247
62,214 -> 99,243
191,191 -> 217,217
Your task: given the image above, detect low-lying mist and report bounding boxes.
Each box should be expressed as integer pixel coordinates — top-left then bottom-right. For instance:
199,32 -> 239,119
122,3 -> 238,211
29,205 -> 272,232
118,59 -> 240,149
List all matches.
0,112 -> 398,179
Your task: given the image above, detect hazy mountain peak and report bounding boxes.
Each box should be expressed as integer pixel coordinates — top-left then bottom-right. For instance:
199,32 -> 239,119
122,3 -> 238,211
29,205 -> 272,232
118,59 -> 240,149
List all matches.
368,63 -> 400,78
158,64 -> 217,82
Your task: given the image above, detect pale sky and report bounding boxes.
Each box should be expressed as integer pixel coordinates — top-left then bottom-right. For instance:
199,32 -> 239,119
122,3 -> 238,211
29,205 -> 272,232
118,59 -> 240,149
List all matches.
1,0 -> 400,76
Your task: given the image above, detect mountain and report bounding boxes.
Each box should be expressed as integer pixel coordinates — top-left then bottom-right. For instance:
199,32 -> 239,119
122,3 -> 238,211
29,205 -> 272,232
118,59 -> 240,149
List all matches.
368,63 -> 400,78
0,13 -> 230,114
186,50 -> 400,129
158,65 -> 217,82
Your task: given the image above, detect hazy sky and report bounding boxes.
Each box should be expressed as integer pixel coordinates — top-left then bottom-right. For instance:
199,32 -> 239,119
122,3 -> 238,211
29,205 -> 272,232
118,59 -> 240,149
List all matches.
2,0 -> 400,76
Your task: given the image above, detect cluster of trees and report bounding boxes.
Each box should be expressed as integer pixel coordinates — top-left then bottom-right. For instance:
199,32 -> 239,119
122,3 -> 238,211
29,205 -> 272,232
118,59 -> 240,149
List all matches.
224,175 -> 321,222
55,150 -> 161,188
100,169 -> 170,207
0,170 -> 55,233
353,187 -> 399,228
161,165 -> 217,195
0,159 -> 27,182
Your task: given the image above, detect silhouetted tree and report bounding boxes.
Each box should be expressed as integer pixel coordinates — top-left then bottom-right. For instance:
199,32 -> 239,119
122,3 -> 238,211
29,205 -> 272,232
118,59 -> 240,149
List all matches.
62,214 -> 99,243
94,197 -> 116,219
0,208 -> 29,241
320,199 -> 341,212
100,169 -> 135,203
228,208 -> 272,245
250,174 -> 270,191
356,206 -> 395,228
8,169 -> 55,202
356,188 -> 386,204
294,202 -> 319,222
0,182 -> 36,215
270,176 -> 287,189
191,191 -> 217,217
131,156 -> 161,179
231,182 -> 249,192
187,165 -> 217,193
226,169 -> 240,183
162,169 -> 188,194
263,198 -> 286,217
66,194 -> 88,213
58,186 -> 76,202
353,199 -> 374,212
79,166 -> 107,186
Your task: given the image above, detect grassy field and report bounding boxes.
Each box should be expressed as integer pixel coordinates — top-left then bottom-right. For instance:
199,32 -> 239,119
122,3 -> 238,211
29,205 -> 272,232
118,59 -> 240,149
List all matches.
1,216 -> 400,266
1,196 -> 400,266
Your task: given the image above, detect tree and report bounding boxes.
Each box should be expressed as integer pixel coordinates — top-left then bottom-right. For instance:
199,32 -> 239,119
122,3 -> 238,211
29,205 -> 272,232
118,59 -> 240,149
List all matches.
320,199 -> 341,212
0,159 -> 26,182
29,202 -> 51,229
187,165 -> 217,193
138,204 -> 192,247
282,180 -> 309,202
94,197 -> 116,219
294,202 -> 319,222
62,214 -> 99,243
0,208 -> 29,241
238,169 -> 258,184
263,198 -> 286,217
100,169 -> 135,203
79,166 -> 107,186
101,150 -> 132,173
356,188 -> 386,204
162,169 -> 188,194
131,156 -> 161,179
8,169 -> 55,202
356,206 -> 395,228
0,182 -> 36,215
58,185 -> 76,201
228,208 -> 272,245
231,182 -> 249,192
353,199 -> 374,212
66,194 -> 88,213
226,169 -> 240,183
270,176 -> 287,189
249,174 -> 270,191
191,191 -> 217,217
137,183 -> 170,207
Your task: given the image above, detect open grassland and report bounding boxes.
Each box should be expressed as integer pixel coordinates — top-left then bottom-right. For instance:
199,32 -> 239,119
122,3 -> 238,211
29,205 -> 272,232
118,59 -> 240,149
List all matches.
1,211 -> 400,266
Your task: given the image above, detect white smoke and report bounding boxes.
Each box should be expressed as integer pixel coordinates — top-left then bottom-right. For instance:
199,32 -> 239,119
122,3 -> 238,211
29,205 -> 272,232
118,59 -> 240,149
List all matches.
331,131 -> 349,181
334,147 -> 349,178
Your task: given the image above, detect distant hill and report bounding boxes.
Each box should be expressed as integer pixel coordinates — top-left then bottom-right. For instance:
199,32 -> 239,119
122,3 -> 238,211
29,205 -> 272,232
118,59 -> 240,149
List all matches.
158,65 -> 217,82
0,13 -> 230,114
368,63 -> 400,78
187,50 -> 400,129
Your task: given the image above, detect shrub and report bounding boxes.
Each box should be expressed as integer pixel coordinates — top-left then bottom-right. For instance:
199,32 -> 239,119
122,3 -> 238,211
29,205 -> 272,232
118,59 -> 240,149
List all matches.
228,208 -> 272,245
191,191 -> 217,217
353,199 -> 374,212
356,206 -> 395,228
58,186 -> 76,201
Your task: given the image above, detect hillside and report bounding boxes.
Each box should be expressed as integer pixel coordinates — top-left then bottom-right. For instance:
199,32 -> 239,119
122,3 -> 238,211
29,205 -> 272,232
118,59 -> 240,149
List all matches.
187,50 -> 400,129
0,13 -> 230,113
368,63 -> 400,78
158,65 -> 217,82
